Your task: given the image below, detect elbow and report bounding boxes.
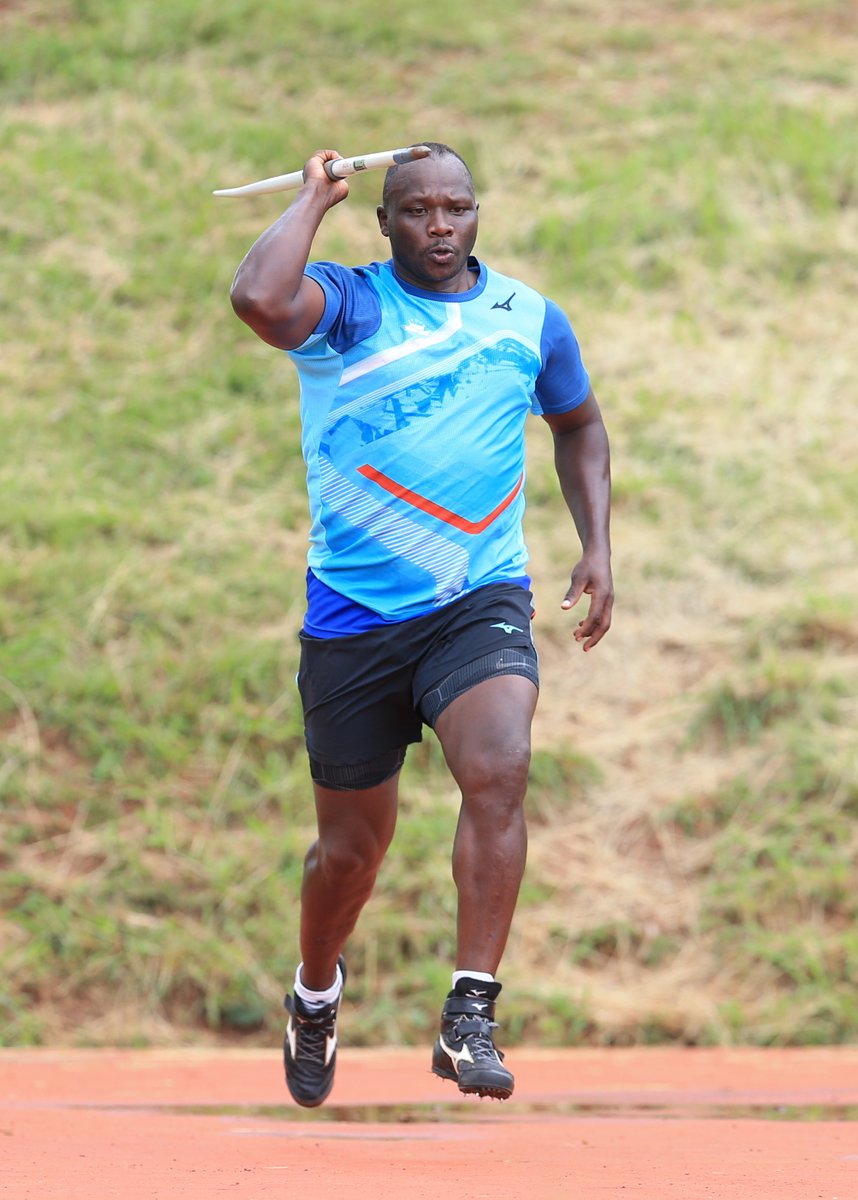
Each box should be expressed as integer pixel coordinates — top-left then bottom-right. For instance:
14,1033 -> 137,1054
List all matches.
230,276 -> 263,321
229,277 -> 304,349
229,278 -> 289,337
229,288 -> 245,321
229,258 -> 277,318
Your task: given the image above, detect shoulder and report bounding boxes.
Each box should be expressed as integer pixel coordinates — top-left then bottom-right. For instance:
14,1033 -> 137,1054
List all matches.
541,296 -> 580,344
293,262 -> 386,354
305,259 -> 383,295
533,297 -> 590,413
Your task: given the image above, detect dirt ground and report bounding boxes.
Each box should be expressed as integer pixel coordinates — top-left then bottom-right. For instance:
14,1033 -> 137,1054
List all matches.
3,1046 -> 858,1198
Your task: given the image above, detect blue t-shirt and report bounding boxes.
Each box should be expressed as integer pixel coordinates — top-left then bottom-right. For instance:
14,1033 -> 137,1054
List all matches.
288,257 -> 590,635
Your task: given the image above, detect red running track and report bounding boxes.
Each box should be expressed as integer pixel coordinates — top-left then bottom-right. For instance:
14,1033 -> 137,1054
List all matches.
3,1046 -> 858,1198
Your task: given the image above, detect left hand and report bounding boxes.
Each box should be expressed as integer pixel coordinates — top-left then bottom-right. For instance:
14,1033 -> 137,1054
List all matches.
561,550 -> 614,651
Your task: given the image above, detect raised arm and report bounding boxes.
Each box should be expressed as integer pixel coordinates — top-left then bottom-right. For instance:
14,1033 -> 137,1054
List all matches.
541,389 -> 613,651
229,149 -> 349,350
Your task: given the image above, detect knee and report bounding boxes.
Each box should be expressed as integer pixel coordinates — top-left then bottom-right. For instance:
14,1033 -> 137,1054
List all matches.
308,829 -> 389,887
456,739 -> 531,811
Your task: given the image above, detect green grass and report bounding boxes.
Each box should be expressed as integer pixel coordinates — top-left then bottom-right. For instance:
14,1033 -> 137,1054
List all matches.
1,0 -> 857,1047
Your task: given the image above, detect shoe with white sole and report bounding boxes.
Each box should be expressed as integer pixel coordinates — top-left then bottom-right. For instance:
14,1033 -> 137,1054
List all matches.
283,957 -> 346,1108
431,976 -> 514,1100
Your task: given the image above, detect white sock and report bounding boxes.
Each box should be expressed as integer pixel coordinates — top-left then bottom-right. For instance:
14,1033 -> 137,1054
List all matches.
294,962 -> 343,1010
453,969 -> 495,989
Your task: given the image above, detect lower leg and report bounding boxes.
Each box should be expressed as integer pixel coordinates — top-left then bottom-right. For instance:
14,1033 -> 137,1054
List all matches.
452,797 -> 527,973
433,675 -> 537,975
298,775 -> 399,990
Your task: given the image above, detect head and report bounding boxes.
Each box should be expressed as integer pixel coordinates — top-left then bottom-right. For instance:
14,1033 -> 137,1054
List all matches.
377,143 -> 479,293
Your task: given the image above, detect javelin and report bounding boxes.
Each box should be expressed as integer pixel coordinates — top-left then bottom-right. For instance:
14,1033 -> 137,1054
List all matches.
212,144 -> 431,197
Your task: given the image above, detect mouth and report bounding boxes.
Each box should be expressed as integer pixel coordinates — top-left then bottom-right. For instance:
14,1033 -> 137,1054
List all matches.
427,244 -> 456,264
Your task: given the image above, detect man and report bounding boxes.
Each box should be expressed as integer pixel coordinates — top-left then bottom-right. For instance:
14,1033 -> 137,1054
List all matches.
230,142 -> 613,1107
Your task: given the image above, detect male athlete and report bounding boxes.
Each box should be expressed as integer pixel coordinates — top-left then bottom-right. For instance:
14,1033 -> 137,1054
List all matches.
230,143 -> 613,1106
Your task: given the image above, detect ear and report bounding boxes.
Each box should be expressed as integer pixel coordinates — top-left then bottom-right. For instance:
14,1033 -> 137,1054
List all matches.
376,205 -> 390,238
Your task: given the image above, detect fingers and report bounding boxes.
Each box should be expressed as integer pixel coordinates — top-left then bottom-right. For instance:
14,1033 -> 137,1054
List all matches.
572,590 -> 614,651
305,148 -> 341,173
561,562 -> 614,651
561,581 -> 584,612
303,149 -> 350,201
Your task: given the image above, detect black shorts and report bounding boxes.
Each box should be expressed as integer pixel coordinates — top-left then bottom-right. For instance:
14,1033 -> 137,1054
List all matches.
297,581 -> 539,769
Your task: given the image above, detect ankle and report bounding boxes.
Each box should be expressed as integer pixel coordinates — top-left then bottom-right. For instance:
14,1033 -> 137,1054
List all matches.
452,969 -> 495,989
294,961 -> 344,1010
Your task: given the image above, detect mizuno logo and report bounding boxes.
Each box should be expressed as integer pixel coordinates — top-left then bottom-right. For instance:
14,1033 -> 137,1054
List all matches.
403,321 -> 428,335
440,1034 -> 474,1071
491,621 -> 523,634
492,292 -> 516,311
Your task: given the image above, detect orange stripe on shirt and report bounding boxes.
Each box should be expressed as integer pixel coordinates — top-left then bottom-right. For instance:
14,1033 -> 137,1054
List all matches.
356,465 -> 524,535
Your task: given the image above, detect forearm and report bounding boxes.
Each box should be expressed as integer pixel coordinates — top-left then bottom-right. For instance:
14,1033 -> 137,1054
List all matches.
229,150 -> 348,348
553,418 -> 612,555
230,183 -> 330,319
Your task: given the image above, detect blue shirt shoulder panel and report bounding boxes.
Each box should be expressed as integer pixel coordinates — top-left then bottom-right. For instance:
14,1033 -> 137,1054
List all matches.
533,298 -> 590,414
301,261 -> 383,354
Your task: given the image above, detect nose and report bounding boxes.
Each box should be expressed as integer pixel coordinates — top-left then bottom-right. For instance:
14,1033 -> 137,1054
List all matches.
427,207 -> 453,236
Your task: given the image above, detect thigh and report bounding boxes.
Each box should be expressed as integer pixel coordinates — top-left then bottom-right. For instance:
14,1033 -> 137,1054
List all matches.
297,628 -> 423,765
433,673 -> 538,783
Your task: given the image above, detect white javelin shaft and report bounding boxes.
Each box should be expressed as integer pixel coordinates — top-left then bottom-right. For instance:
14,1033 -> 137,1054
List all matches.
212,145 -> 431,197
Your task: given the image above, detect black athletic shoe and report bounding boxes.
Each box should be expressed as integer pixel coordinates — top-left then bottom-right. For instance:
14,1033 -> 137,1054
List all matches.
283,957 -> 346,1108
431,977 -> 514,1100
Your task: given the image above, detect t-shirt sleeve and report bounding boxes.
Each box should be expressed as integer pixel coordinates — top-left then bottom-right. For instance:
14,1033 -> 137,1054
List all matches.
295,261 -> 382,355
531,299 -> 591,414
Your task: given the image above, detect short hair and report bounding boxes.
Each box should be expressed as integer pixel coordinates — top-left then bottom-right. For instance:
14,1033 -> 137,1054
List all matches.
382,142 -> 474,206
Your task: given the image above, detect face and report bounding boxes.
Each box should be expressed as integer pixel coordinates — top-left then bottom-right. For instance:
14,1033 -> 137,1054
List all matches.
377,155 -> 479,292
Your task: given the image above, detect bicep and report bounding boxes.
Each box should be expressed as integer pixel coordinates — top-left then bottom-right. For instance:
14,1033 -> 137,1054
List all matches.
541,389 -> 603,436
232,275 -> 328,351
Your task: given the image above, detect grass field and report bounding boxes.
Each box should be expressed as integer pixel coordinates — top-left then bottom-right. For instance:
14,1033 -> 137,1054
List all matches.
1,0 -> 856,1048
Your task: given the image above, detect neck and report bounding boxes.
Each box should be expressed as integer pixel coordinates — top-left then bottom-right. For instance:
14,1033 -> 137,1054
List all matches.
393,258 -> 477,293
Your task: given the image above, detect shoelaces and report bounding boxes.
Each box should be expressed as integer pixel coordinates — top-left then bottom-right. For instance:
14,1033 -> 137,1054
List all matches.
454,1015 -> 503,1062
295,1009 -> 335,1050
